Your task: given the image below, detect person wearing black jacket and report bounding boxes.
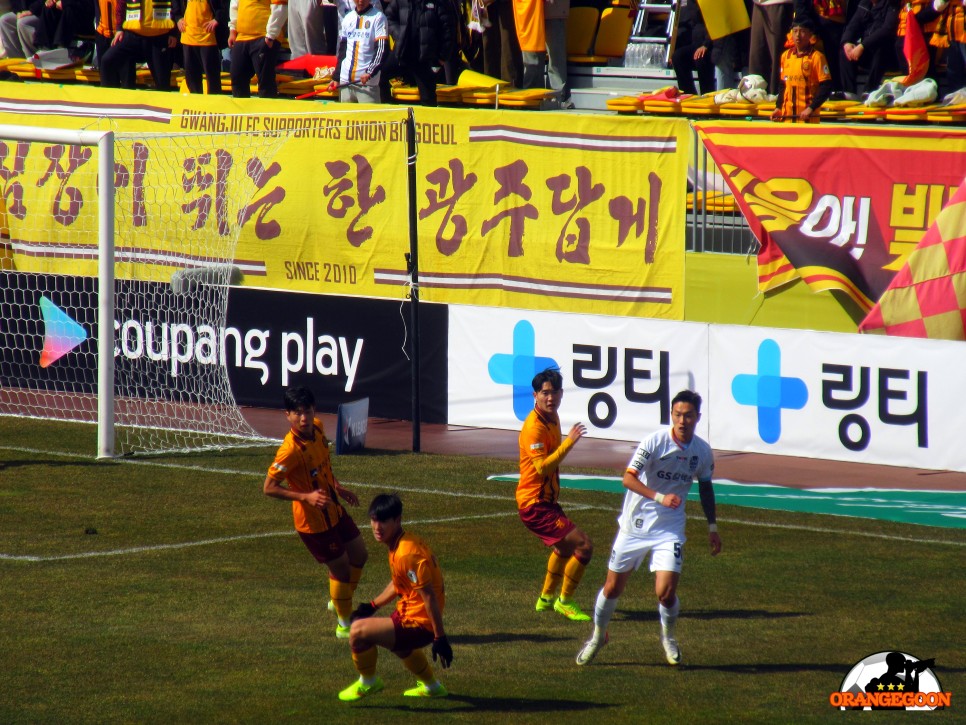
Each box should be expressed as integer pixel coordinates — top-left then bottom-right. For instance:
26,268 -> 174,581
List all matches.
173,0 -> 227,93
381,0 -> 455,106
672,0 -> 716,95
839,0 -> 899,93
0,0 -> 94,59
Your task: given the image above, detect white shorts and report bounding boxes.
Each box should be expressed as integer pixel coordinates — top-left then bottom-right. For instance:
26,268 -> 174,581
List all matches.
607,529 -> 684,574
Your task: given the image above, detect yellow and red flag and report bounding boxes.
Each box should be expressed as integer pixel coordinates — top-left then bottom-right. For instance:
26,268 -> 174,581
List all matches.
899,9 -> 930,86
859,177 -> 966,340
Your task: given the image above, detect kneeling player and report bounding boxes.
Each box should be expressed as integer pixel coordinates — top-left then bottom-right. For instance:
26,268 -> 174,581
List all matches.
576,390 -> 722,666
339,493 -> 453,701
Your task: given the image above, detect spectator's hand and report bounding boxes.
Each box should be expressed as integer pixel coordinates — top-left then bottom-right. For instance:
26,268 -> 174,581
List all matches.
264,36 -> 274,47
431,636 -> 453,668
204,19 -> 218,31
177,18 -> 186,32
327,80 -> 338,91
693,46 -> 707,61
350,601 -> 378,622
360,72 -> 371,83
112,30 -> 123,46
771,107 -> 782,121
167,34 -> 177,48
228,29 -> 237,47
800,106 -> 814,121
17,10 -> 31,17
852,43 -> 864,61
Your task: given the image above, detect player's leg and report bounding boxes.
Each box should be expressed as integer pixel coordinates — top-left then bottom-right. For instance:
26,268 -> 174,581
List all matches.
576,530 -> 643,665
327,552 -> 355,637
554,525 -> 593,619
338,616 -> 395,701
345,532 -> 368,596
391,614 -> 448,698
651,540 -> 684,665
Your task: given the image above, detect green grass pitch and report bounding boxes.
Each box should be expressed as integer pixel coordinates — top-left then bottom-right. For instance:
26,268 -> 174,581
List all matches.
1,417 -> 963,724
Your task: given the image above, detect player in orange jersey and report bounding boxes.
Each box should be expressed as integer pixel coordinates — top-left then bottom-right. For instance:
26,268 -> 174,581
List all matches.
772,16 -> 832,122
338,493 -> 452,701
263,386 -> 367,639
518,367 -> 594,622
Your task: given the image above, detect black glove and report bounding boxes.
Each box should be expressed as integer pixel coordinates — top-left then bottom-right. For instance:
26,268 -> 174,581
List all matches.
350,601 -> 378,622
431,635 -> 453,668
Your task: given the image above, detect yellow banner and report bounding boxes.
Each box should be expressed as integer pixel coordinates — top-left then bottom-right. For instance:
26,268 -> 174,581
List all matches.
0,85 -> 688,318
698,0 -> 750,41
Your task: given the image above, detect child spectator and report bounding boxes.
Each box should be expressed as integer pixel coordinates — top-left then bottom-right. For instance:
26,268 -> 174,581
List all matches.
771,15 -> 832,121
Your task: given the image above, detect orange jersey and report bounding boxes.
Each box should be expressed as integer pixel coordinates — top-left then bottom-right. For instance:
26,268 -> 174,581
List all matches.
947,0 -> 965,43
778,47 -> 831,122
390,532 -> 445,629
517,407 -> 573,510
267,418 -> 346,534
899,0 -> 941,36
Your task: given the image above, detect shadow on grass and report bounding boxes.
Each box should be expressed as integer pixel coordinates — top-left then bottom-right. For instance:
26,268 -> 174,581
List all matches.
0,458 -> 104,470
362,695 -> 614,714
454,632 -> 573,645
620,609 -> 809,623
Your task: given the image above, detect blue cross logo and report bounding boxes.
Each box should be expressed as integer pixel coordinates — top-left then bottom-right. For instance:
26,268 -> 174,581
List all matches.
488,320 -> 558,421
732,339 -> 808,444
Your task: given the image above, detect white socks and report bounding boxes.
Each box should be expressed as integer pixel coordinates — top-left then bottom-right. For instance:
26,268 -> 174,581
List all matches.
592,588 -> 619,641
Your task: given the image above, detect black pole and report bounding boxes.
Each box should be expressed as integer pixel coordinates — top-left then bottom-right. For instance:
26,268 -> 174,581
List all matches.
406,108 -> 420,452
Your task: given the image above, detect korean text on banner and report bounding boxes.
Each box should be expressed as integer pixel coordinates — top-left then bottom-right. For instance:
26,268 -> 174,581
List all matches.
695,121 -> 966,312
398,108 -> 690,320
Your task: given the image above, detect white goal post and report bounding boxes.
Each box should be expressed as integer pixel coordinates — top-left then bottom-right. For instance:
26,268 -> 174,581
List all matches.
0,123 -> 288,457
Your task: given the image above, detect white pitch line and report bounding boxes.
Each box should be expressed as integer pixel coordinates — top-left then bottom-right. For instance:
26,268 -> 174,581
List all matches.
0,511 -> 520,562
2,446 -> 963,552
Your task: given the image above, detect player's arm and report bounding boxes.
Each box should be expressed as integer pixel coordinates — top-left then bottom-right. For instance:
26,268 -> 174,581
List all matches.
621,468 -> 682,508
526,423 -> 586,476
698,479 -> 722,556
262,468 -> 329,508
369,580 -> 398,609
417,584 -> 453,668
332,477 -> 359,506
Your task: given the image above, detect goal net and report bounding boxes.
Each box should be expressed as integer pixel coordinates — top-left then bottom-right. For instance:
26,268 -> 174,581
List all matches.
0,123 -> 298,457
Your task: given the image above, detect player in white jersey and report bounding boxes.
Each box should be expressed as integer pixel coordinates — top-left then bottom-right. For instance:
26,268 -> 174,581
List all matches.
328,0 -> 387,102
575,390 -> 722,667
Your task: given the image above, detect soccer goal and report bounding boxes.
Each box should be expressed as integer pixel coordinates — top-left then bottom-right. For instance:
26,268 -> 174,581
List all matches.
0,122 -> 295,457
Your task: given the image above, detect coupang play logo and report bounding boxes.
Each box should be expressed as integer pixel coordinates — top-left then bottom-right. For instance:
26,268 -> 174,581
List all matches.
732,339 -> 807,444
488,320 -> 558,421
38,296 -> 87,368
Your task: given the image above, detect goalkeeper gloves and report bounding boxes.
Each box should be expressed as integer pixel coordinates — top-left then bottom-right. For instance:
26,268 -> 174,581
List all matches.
431,635 -> 453,668
350,601 -> 378,622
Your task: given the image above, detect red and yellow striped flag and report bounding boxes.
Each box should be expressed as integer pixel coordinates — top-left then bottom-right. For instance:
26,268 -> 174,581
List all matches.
860,177 -> 966,339
899,10 -> 930,86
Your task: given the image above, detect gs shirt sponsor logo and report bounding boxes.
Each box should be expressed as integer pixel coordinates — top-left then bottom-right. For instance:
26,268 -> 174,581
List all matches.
656,470 -> 692,481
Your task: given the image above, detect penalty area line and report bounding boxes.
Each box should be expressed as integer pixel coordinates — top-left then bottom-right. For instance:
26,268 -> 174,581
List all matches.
0,510 -> 519,563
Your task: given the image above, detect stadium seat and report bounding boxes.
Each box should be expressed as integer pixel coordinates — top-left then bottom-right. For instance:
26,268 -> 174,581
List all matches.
566,6 -> 600,57
568,7 -> 632,64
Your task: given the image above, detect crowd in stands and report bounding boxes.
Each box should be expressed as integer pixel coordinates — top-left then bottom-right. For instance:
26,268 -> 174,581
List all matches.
674,0 -> 966,120
0,0 -> 963,112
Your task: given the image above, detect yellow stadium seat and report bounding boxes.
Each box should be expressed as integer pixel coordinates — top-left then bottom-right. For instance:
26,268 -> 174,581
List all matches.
567,6 -> 599,56
568,6 -> 632,64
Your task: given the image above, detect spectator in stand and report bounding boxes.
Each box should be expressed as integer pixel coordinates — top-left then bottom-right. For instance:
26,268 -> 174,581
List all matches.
749,0 -> 794,93
673,0 -> 715,95
174,0 -> 227,93
287,0 -> 326,58
382,0 -> 455,106
482,0 -> 522,87
771,15 -> 832,121
894,0 -> 941,80
93,0 -> 117,67
521,0 -> 569,104
794,0 -> 848,90
328,0 -> 387,102
938,0 -> 966,93
1,0 -> 93,59
227,0 -> 287,97
839,0 -> 899,95
100,0 -> 178,90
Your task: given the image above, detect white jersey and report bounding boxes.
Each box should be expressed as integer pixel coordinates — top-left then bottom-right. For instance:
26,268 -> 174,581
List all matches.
337,6 -> 388,86
617,427 -> 714,540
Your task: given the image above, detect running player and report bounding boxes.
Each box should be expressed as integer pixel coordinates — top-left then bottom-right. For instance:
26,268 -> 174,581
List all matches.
518,367 -> 594,622
576,389 -> 722,666
339,493 -> 452,701
263,386 -> 368,639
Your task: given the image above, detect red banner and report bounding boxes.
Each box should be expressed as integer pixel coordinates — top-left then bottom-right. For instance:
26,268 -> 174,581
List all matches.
695,122 -> 966,311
